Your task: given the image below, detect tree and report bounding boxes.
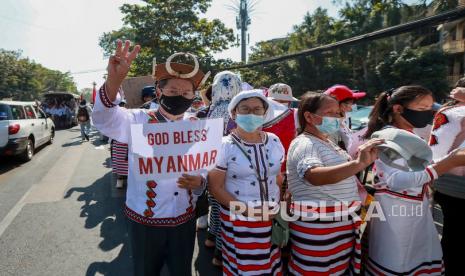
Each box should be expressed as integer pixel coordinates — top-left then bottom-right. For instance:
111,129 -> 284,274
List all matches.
99,0 -> 236,76
376,47 -> 449,99
0,49 -> 77,101
239,0 -> 451,99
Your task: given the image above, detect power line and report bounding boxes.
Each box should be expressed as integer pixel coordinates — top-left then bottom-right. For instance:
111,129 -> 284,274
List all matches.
70,69 -> 106,75
223,7 -> 465,71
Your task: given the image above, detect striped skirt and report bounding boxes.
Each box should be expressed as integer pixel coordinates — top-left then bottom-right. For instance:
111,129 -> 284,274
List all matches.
363,191 -> 444,275
220,207 -> 282,275
288,218 -> 361,275
111,140 -> 128,176
208,195 -> 222,251
365,257 -> 444,276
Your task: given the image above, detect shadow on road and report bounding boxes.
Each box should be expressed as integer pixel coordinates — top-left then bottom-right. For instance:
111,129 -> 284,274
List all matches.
0,156 -> 24,175
64,170 -> 133,276
62,140 -> 84,147
63,156 -> 222,276
194,230 -> 223,276
0,143 -> 50,176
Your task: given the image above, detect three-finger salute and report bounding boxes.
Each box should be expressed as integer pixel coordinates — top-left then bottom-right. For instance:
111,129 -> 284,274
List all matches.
106,40 -> 141,101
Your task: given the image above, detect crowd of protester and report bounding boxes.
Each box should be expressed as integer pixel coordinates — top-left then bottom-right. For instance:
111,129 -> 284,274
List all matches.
41,97 -> 78,128
92,40 -> 465,276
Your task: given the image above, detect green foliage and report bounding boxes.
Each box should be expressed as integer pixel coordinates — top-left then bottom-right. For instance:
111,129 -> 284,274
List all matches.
99,0 -> 236,76
0,49 -> 77,101
376,47 -> 449,99
240,0 -> 451,101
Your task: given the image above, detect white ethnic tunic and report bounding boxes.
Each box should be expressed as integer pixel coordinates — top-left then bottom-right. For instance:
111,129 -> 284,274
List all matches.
365,154 -> 443,275
92,84 -> 204,227
216,133 -> 285,276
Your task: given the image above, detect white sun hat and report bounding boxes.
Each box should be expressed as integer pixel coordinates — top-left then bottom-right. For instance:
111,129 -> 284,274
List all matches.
228,89 -> 272,119
268,83 -> 298,102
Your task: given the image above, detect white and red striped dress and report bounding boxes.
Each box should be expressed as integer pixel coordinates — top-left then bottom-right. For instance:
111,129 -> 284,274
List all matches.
111,140 -> 129,176
215,133 -> 285,275
287,203 -> 362,276
364,158 -> 444,275
286,133 -> 362,275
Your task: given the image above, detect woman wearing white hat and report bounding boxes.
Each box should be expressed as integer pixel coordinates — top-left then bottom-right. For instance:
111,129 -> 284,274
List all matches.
209,90 -> 285,275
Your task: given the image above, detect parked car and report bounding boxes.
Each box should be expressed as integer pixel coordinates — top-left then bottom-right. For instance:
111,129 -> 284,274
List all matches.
0,101 -> 55,161
350,105 -> 373,130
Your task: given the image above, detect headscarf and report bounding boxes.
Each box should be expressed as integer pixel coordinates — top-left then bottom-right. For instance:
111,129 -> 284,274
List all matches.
208,71 -> 242,135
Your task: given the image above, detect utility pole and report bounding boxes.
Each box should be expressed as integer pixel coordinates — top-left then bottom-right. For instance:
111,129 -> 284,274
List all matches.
236,0 -> 251,63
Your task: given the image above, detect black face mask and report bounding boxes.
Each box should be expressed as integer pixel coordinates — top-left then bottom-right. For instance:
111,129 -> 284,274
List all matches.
401,108 -> 434,128
159,94 -> 193,116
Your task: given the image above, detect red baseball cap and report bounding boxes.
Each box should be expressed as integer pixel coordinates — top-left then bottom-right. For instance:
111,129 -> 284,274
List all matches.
324,85 -> 366,102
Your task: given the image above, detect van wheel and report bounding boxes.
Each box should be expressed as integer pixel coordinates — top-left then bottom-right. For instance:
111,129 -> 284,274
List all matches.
48,129 -> 55,144
20,139 -> 34,162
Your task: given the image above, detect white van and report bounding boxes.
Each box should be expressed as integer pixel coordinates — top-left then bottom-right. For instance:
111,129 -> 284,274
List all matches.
0,101 -> 55,161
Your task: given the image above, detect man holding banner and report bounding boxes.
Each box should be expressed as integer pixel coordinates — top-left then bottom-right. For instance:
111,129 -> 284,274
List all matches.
92,40 -> 222,276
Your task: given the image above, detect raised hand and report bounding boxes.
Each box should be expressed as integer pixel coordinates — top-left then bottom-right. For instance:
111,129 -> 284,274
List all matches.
357,138 -> 384,167
106,40 -> 141,101
450,87 -> 465,103
177,174 -> 203,190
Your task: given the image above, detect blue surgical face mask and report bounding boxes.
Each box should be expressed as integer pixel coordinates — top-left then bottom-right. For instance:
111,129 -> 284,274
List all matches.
316,116 -> 340,134
235,114 -> 265,133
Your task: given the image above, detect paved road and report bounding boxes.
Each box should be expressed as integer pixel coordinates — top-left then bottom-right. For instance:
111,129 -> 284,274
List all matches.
0,127 -> 222,276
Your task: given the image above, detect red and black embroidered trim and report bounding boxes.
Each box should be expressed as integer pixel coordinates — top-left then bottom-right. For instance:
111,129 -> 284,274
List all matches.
125,205 -> 195,227
98,84 -> 117,108
374,184 -> 428,202
143,180 -> 157,217
147,111 -> 159,124
429,134 -> 438,146
432,112 -> 449,131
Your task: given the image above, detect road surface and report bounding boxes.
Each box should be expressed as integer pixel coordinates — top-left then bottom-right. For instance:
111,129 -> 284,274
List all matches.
0,126 -> 222,276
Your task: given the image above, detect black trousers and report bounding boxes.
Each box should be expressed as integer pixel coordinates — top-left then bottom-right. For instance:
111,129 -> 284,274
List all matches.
434,192 -> 465,276
128,218 -> 196,276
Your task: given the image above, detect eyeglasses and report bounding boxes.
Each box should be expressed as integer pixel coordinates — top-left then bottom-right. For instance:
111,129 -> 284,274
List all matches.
161,89 -> 195,100
236,106 -> 266,115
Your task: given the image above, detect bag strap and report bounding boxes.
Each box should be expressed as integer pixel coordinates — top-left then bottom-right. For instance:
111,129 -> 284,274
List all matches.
231,136 -> 269,201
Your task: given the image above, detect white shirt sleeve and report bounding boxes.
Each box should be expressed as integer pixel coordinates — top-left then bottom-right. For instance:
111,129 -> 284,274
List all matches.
375,159 -> 436,191
430,107 -> 465,162
92,83 -> 147,143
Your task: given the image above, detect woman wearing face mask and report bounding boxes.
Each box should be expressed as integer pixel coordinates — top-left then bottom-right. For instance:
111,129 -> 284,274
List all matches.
286,92 -> 383,275
209,90 -> 285,275
429,82 -> 465,275
324,85 -> 366,153
362,86 -> 465,275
